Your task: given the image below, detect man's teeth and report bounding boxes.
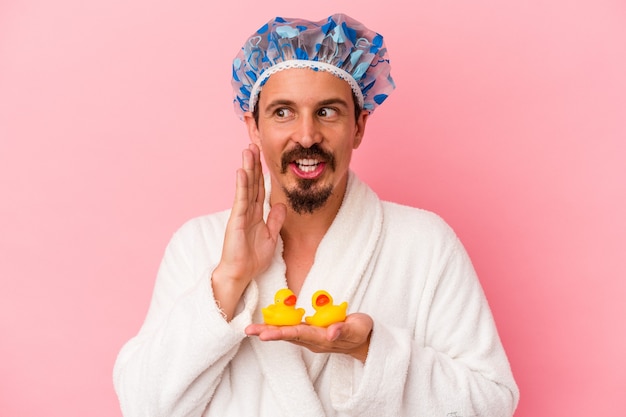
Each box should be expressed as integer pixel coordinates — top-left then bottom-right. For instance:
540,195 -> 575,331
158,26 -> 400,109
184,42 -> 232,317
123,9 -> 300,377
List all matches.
295,159 -> 319,172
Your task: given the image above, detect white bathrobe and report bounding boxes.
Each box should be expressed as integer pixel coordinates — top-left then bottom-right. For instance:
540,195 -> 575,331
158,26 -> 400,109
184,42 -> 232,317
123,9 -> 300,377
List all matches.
113,172 -> 519,417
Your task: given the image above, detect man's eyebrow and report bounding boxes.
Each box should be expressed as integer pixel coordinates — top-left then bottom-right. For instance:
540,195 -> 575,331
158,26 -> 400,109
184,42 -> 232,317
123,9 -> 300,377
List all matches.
264,99 -> 295,110
318,98 -> 350,108
264,97 -> 350,110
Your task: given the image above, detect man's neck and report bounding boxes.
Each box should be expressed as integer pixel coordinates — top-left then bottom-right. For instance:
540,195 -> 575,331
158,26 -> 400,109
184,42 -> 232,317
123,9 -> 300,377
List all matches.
279,213 -> 331,295
273,181 -> 347,294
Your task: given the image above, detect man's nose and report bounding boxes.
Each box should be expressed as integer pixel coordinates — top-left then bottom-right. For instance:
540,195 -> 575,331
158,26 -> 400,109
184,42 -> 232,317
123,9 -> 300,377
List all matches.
295,114 -> 322,148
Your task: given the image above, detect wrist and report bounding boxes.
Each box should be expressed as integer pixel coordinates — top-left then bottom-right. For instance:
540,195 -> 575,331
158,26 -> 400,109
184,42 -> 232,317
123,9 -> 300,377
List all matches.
211,266 -> 249,321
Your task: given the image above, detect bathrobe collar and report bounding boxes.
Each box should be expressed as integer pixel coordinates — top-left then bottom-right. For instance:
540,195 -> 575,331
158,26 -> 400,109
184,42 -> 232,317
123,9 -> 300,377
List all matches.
248,171 -> 384,415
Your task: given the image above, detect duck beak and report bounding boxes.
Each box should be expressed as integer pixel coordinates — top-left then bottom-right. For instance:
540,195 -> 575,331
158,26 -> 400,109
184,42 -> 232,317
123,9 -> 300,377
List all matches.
315,294 -> 330,307
284,295 -> 297,306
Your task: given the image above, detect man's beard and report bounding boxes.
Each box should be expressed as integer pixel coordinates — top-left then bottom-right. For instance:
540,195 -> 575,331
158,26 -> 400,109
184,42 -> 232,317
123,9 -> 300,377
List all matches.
280,144 -> 335,215
283,182 -> 333,214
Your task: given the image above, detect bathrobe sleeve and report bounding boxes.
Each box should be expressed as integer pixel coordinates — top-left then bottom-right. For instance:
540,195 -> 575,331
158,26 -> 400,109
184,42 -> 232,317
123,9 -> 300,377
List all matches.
328,222 -> 519,416
113,214 -> 255,417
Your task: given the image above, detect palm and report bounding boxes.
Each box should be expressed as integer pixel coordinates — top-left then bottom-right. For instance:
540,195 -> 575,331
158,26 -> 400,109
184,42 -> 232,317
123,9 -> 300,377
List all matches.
225,200 -> 280,280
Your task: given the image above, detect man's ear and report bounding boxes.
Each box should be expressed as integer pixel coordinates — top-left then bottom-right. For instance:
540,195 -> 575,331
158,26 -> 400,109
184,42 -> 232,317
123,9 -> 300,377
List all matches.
243,112 -> 261,147
353,110 -> 369,149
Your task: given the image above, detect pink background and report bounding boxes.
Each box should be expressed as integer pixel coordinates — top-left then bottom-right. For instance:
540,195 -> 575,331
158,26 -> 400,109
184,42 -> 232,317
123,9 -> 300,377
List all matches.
1,0 -> 625,415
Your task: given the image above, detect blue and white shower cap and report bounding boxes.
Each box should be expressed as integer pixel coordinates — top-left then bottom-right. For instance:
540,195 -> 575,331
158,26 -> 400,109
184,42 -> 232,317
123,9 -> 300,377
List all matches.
231,13 -> 395,118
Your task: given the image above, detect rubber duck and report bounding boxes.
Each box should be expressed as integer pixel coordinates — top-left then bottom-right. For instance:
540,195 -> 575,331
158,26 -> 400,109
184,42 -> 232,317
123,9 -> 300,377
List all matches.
262,288 -> 305,326
304,290 -> 348,327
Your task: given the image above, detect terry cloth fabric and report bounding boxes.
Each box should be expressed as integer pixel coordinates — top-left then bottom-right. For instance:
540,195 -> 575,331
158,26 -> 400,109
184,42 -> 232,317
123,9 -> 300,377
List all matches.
246,171 -> 383,416
113,171 -> 519,417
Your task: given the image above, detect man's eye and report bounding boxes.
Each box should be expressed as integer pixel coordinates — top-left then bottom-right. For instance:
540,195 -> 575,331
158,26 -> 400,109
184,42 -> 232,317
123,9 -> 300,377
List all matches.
275,108 -> 292,118
318,107 -> 338,117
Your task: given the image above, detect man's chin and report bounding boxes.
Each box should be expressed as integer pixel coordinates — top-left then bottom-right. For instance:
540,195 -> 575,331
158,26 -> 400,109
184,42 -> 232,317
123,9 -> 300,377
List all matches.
295,177 -> 318,190
283,184 -> 333,214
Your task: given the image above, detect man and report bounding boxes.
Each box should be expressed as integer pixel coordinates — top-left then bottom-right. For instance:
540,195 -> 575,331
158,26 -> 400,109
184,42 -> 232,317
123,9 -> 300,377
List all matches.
114,13 -> 519,416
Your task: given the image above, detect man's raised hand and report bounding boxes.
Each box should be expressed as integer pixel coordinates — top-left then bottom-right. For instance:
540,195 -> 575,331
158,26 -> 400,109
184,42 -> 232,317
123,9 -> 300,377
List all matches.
211,143 -> 286,320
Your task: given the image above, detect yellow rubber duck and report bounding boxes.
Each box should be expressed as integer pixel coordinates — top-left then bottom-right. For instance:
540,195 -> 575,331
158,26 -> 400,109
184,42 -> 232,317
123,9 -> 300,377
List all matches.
262,288 -> 305,326
304,290 -> 348,327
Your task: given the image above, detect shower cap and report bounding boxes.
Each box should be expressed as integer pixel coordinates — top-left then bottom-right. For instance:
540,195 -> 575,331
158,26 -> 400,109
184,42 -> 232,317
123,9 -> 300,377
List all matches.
231,13 -> 395,119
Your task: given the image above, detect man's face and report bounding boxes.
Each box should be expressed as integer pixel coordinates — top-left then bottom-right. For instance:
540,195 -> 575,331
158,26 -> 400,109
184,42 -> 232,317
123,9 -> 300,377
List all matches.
244,68 -> 367,214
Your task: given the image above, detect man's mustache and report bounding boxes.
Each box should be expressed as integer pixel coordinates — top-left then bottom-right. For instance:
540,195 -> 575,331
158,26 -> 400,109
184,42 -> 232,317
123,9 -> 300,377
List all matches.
281,144 -> 336,173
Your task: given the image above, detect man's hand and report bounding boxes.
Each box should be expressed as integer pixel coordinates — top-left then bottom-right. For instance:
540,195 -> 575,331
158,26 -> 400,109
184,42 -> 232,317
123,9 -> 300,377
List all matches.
212,143 -> 286,320
245,313 -> 373,363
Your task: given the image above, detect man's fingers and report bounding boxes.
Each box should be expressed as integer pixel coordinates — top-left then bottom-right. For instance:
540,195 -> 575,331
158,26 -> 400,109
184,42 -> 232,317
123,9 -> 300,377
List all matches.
232,146 -> 262,218
242,147 -> 256,204
231,168 -> 249,217
246,323 -> 336,347
249,143 -> 262,205
248,324 -> 324,343
245,313 -> 373,362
